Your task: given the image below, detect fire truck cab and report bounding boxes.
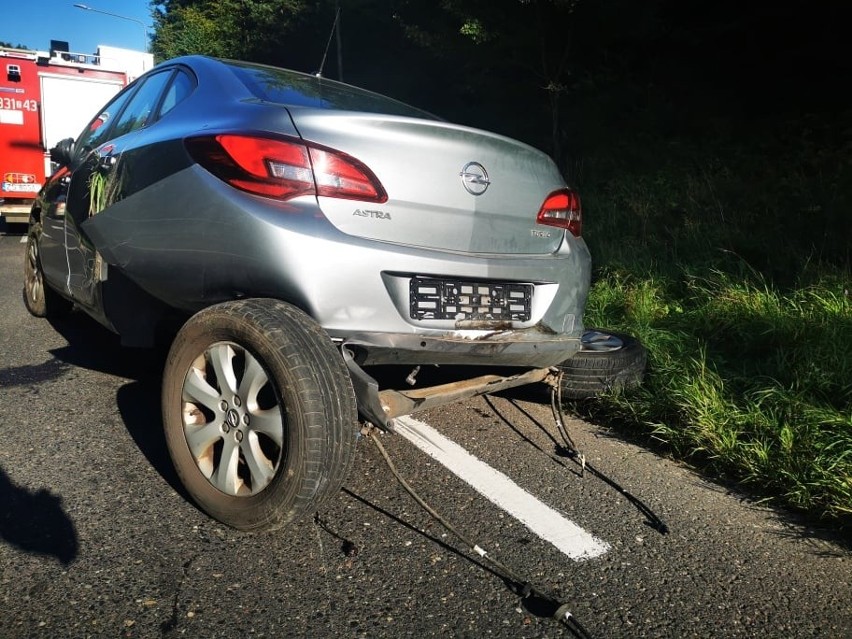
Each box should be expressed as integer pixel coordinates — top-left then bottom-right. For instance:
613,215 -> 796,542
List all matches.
1,40 -> 152,225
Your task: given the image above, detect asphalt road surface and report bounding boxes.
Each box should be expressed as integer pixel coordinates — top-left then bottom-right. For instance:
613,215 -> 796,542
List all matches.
1,227 -> 850,638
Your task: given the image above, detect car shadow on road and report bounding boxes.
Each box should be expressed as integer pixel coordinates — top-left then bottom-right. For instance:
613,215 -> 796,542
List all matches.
115,378 -> 188,500
0,358 -> 72,389
47,312 -> 165,381
0,466 -> 78,565
45,313 -> 188,500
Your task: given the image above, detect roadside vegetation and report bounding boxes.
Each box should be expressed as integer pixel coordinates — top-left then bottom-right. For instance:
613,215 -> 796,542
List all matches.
574,117 -> 852,523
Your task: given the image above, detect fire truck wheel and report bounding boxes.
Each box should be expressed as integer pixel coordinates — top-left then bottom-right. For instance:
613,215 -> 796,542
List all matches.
161,298 -> 358,531
23,230 -> 72,318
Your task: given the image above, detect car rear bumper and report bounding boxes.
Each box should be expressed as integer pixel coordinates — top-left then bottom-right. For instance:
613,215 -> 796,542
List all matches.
1,202 -> 33,224
341,327 -> 582,367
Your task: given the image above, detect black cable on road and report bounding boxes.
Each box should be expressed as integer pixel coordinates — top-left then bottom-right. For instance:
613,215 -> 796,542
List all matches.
549,375 -> 669,535
365,425 -> 594,639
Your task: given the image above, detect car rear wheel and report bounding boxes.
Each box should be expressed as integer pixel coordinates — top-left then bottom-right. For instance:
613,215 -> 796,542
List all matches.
557,330 -> 647,399
162,298 -> 358,531
23,228 -> 72,319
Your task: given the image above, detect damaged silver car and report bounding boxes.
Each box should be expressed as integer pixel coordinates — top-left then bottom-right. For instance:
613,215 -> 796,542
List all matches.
24,56 -> 594,530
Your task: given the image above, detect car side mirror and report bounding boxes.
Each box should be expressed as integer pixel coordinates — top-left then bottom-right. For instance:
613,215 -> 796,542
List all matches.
49,137 -> 75,168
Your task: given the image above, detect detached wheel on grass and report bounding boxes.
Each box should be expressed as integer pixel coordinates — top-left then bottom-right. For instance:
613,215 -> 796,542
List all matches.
162,298 -> 358,531
557,330 -> 647,399
23,228 -> 72,318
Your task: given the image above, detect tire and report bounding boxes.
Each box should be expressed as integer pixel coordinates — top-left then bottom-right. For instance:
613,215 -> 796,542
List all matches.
557,330 -> 647,399
162,298 -> 358,531
23,227 -> 72,319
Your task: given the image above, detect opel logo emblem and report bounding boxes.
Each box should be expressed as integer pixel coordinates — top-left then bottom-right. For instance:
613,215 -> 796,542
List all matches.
227,409 -> 240,428
460,162 -> 490,196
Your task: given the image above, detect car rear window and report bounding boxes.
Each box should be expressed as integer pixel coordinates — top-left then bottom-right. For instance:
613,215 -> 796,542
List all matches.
224,60 -> 438,120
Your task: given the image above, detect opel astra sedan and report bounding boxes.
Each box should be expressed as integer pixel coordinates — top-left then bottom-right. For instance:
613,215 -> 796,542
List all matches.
24,56 -> 591,530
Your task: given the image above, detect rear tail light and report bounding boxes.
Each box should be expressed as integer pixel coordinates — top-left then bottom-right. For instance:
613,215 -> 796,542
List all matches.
536,188 -> 582,237
185,134 -> 387,203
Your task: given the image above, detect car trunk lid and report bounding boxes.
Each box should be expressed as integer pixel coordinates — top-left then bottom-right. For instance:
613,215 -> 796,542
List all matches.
287,109 -> 569,255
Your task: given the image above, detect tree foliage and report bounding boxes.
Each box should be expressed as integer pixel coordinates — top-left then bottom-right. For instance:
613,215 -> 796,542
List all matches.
0,41 -> 30,50
147,0 -> 643,158
150,0 -> 308,61
389,0 -> 583,161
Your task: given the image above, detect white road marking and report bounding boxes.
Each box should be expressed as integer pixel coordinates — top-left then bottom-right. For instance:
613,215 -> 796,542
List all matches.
394,415 -> 609,561
20,236 -> 27,243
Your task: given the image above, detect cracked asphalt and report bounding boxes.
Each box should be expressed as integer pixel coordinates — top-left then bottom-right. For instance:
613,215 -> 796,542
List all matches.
1,229 -> 850,638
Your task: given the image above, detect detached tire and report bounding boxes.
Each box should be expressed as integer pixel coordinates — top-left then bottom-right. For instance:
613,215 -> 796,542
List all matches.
162,299 -> 358,531
557,330 -> 647,399
23,228 -> 72,319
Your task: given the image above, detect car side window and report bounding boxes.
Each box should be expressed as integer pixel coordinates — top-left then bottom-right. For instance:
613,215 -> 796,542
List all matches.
74,85 -> 137,158
158,70 -> 194,118
110,71 -> 173,139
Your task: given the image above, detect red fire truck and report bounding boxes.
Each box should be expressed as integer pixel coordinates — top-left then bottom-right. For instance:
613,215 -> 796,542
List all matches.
1,41 -> 151,224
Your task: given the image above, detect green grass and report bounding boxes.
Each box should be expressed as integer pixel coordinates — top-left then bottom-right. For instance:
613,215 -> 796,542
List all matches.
571,132 -> 852,522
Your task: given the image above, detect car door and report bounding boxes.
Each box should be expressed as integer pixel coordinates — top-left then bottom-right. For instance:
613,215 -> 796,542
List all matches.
37,165 -> 73,292
63,69 -> 177,310
39,85 -> 137,295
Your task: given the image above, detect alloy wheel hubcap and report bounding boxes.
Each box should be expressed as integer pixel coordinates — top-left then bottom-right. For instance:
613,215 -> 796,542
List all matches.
26,239 -> 43,304
580,330 -> 624,352
180,341 -> 284,496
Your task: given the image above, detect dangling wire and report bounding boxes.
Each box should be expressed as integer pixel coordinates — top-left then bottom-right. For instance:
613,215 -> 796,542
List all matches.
550,371 -> 586,475
366,426 -> 594,638
548,373 -> 669,535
